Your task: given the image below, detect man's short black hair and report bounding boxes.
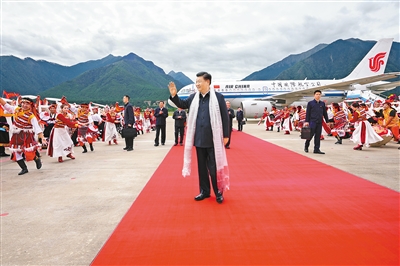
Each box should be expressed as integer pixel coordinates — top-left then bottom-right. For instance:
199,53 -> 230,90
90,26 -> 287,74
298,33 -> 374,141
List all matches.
314,90 -> 322,94
196,71 -> 212,84
124,95 -> 130,100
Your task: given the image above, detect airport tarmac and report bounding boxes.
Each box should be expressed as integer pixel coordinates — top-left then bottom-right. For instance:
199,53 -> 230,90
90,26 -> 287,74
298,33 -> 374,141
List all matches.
1,118 -> 399,266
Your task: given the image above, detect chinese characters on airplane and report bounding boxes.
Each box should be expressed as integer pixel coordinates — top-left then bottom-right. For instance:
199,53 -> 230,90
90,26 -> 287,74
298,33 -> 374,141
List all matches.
214,81 -> 322,92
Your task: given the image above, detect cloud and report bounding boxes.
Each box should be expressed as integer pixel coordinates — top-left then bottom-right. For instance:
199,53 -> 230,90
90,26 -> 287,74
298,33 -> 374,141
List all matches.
1,1 -> 399,81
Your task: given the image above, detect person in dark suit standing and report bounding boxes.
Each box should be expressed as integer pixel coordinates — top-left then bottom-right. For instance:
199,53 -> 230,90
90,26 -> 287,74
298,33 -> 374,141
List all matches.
225,100 -> 235,149
304,90 -> 329,154
172,107 -> 186,146
154,101 -> 169,146
168,72 -> 230,204
0,115 -> 10,157
236,107 -> 244,131
122,95 -> 135,151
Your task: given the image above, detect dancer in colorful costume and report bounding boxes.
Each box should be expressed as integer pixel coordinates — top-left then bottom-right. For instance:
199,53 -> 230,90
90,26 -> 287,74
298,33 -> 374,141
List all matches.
381,101 -> 399,143
103,106 -> 119,145
77,103 -> 97,153
349,102 -> 383,150
0,97 -> 44,175
47,104 -> 80,162
330,103 -> 348,144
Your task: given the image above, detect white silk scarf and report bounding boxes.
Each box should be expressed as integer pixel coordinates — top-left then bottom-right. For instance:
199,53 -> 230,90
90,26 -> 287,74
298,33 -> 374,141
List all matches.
182,87 -> 230,192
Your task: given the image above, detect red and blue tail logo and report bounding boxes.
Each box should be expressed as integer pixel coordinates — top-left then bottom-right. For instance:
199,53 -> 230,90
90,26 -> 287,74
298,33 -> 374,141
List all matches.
369,52 -> 386,72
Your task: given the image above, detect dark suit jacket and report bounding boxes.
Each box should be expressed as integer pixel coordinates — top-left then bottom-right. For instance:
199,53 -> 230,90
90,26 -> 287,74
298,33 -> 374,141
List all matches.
227,108 -> 235,130
305,99 -> 329,128
155,107 -> 169,126
169,91 -> 229,148
173,110 -> 187,127
236,110 -> 244,121
123,102 -> 135,128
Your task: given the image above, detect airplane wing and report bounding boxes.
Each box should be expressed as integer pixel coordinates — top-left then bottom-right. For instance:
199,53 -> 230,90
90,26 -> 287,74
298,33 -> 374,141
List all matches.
366,80 -> 400,92
264,72 -> 400,101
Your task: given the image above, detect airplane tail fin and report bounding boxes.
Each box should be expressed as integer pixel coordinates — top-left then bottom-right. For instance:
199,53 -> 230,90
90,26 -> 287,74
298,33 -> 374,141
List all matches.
345,38 -> 393,80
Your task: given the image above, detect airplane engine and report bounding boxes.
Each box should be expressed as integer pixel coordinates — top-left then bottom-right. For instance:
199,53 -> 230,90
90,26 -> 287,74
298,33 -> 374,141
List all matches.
241,100 -> 273,119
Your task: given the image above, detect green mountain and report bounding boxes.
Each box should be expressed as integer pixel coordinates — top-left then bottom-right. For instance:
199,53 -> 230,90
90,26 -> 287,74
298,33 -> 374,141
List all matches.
244,39 -> 399,80
2,38 -> 399,105
40,53 -> 184,107
243,43 -> 328,80
0,55 -> 122,95
243,38 -> 400,96
168,71 -> 194,85
275,39 -> 377,79
1,53 -> 189,107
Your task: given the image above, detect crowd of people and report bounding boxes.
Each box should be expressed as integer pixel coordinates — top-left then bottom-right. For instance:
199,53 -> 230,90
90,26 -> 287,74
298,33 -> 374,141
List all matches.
1,72 -> 232,205
257,92 -> 400,152
1,90 -> 399,178
0,95 -> 178,175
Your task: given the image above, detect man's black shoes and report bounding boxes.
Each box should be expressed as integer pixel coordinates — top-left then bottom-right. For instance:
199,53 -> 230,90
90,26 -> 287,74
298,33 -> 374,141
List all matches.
154,143 -> 159,147
313,150 -> 325,154
194,193 -> 210,201
123,147 -> 128,150
304,147 -> 309,153
126,148 -> 133,151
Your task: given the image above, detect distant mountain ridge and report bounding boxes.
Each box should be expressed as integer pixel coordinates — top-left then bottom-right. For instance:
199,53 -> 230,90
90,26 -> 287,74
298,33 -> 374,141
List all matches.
168,71 -> 194,85
243,43 -> 328,80
41,53 -> 186,106
1,38 -> 399,106
244,38 -> 399,81
0,54 -> 123,95
1,53 -> 189,106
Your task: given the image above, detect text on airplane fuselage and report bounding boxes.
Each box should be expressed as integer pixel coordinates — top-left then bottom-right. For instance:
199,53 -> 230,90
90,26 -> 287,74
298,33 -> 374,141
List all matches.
222,81 -> 322,89
212,81 -> 323,92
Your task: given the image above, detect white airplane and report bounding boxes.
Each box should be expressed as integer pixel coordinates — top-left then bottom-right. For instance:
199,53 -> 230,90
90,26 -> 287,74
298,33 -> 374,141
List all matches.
169,38 -> 400,118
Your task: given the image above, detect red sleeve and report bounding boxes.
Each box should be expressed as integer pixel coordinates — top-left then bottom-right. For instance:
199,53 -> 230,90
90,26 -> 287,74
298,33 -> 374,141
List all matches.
57,114 -> 78,128
349,111 -> 359,123
106,113 -> 116,123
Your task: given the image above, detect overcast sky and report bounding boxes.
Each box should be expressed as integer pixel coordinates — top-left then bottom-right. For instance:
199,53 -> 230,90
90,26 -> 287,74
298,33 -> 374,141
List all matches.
1,0 -> 399,81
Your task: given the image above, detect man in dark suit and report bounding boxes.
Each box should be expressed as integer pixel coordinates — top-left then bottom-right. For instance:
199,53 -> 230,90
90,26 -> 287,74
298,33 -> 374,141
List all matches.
122,95 -> 135,151
236,107 -> 244,131
168,72 -> 229,204
225,100 -> 235,149
154,101 -> 169,146
172,107 -> 186,146
0,115 -> 10,157
304,90 -> 329,154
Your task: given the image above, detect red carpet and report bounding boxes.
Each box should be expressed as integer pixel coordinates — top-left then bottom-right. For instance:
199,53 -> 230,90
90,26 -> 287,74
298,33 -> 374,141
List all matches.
91,131 -> 399,265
